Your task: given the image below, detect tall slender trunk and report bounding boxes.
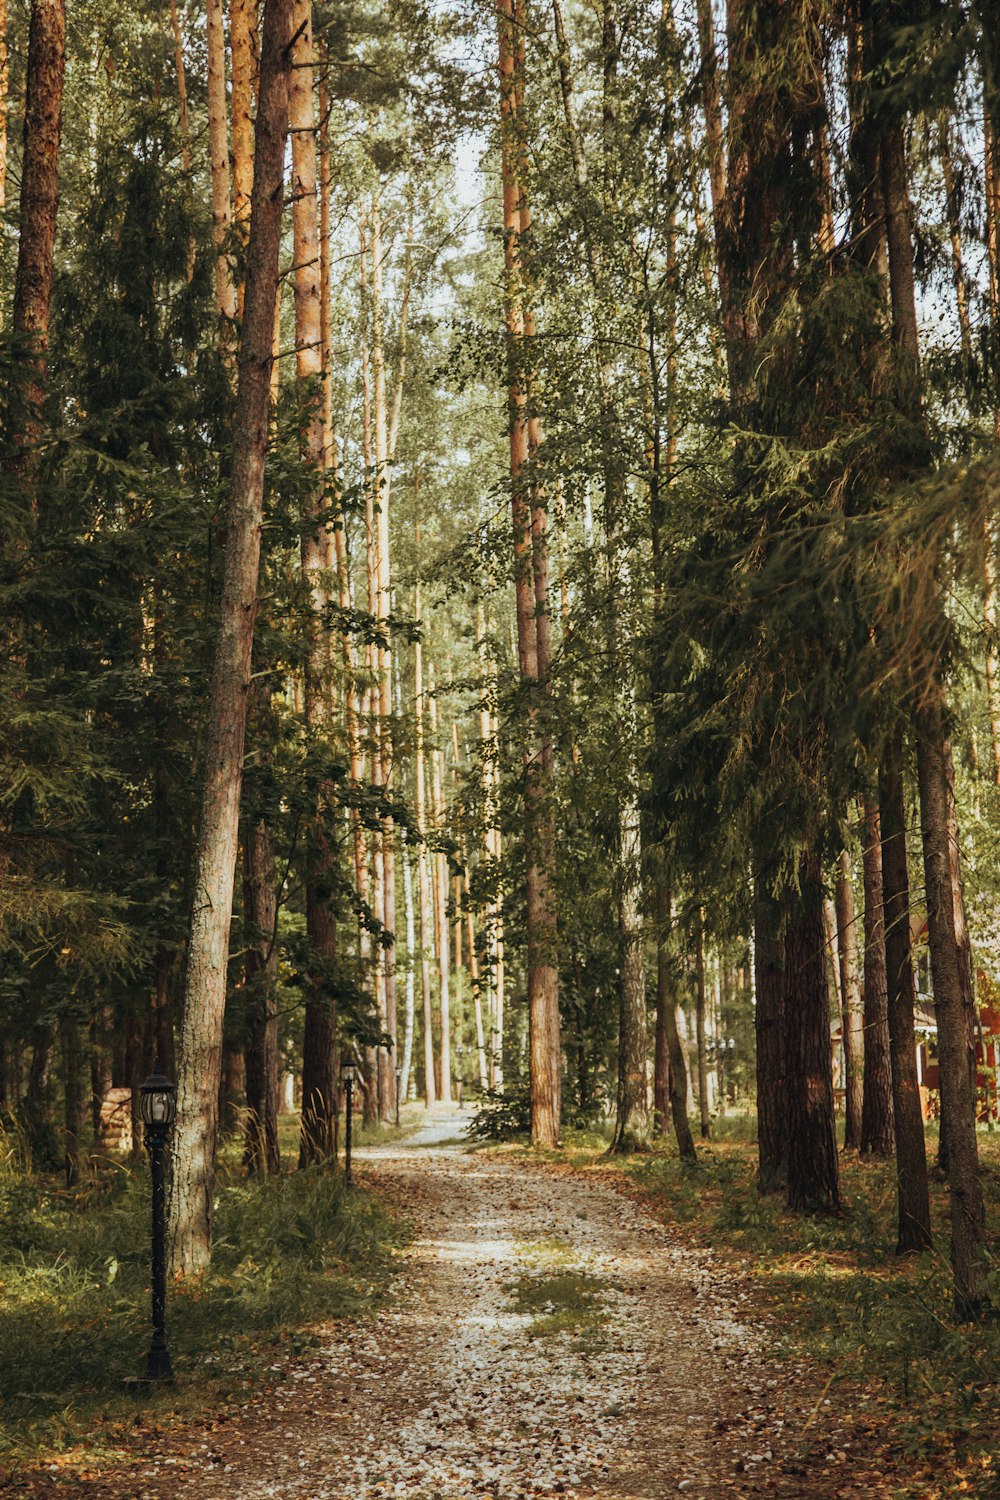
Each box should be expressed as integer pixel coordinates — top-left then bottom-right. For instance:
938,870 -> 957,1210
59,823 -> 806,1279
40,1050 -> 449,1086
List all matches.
694,911 -> 710,1139
499,0 -> 560,1144
61,1015 -> 83,1188
477,600 -> 505,1089
371,199 -> 397,1121
835,849 -> 865,1150
231,0 -> 255,250
168,0 -> 291,1274
860,801 -> 894,1155
243,809 -> 281,1175
754,869 -> 786,1192
359,218 -> 383,1124
428,662 -> 452,1104
394,666 -> 416,1106
878,48 -> 984,1295
784,853 -> 840,1213
10,0 -> 65,466
0,0 -> 8,258
414,580 -> 436,1107
206,0 -> 236,344
290,0 -> 338,1164
656,879 -> 695,1159
916,706 -> 988,1313
982,89 -> 1000,778
878,749 -> 932,1251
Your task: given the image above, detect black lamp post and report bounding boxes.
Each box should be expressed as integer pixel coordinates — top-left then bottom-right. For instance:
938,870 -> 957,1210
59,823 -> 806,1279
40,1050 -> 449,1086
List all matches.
456,1044 -> 465,1107
342,1062 -> 356,1186
139,1069 -> 176,1382
394,1064 -> 402,1127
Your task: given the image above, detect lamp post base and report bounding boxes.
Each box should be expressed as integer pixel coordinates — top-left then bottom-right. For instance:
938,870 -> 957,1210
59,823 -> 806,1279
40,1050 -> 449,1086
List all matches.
146,1338 -> 174,1383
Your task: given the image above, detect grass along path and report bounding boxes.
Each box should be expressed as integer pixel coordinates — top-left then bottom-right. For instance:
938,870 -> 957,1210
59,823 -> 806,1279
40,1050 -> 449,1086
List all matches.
5,1106 -> 816,1500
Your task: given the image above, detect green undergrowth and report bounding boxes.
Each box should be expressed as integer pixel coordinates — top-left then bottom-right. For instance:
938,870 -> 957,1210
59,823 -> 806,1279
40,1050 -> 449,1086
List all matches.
0,1122 -> 408,1474
508,1236 -> 609,1344
487,1121 -> 1000,1498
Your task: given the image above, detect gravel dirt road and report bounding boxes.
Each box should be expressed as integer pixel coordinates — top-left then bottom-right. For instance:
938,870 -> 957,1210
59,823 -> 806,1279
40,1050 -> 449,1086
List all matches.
12,1112 -> 878,1499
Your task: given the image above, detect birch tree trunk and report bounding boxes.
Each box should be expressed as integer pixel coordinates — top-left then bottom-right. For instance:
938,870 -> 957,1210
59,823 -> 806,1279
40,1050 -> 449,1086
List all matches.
169,0 -> 291,1274
835,849 -> 865,1150
429,662 -> 452,1104
371,199 -> 397,1121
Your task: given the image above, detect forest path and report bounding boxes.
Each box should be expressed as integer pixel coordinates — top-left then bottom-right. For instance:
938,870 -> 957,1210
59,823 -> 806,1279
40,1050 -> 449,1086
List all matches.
68,1114 -> 827,1499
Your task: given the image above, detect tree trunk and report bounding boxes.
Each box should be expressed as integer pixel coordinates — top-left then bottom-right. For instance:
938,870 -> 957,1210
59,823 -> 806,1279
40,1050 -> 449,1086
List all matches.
428,663 -> 452,1105
695,911 -> 710,1140
290,0 -> 339,1165
400,840 -> 417,1105
10,0 -> 65,465
655,878 -> 695,1160
878,745 -> 932,1252
371,199 -> 398,1123
784,852 -> 840,1213
231,0 -> 255,251
609,790 -> 649,1152
168,0 -> 291,1275
414,581 -> 436,1107
915,700 -> 988,1315
61,1015 -> 84,1188
0,0 -> 8,251
206,0 -> 236,343
498,0 -> 560,1145
860,801 -> 894,1155
835,849 -> 865,1150
754,871 -> 786,1192
243,812 -> 281,1176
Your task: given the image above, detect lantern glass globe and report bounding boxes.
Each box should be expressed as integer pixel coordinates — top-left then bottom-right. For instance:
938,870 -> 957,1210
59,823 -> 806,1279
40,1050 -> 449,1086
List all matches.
139,1072 -> 176,1128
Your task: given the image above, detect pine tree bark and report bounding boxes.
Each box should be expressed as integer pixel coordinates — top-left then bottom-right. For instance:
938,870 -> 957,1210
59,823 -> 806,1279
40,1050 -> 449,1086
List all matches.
414,581 -> 436,1107
61,1015 -> 83,1188
860,801 -> 894,1155
10,0 -> 65,464
695,911 -> 711,1140
784,852 -> 840,1213
754,870 -> 786,1192
835,849 -> 865,1150
875,30 -> 983,1293
243,810 -> 281,1175
206,0 -> 236,343
916,704 -> 988,1313
289,0 -> 339,1165
168,0 -> 291,1274
498,0 -> 560,1145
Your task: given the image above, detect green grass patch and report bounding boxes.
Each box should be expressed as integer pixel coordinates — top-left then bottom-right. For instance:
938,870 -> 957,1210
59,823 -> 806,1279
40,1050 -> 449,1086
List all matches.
507,1263 -> 609,1344
0,1122 -> 408,1472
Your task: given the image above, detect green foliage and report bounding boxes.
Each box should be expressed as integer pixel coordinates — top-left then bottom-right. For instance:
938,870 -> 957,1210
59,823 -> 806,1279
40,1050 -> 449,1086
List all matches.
0,1130 -> 406,1461
468,1080 -> 532,1141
